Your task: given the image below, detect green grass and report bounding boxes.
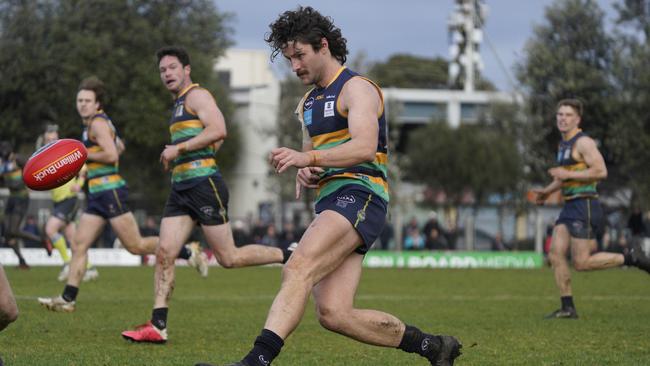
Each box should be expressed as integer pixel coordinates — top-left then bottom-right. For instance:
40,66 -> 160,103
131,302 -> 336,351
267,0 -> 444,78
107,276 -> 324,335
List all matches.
1,265 -> 649,365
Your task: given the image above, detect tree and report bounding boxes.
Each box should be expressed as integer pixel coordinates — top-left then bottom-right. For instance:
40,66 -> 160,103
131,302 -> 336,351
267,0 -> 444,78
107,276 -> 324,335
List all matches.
515,0 -> 617,189
264,72 -> 312,224
404,120 -> 522,207
368,53 -> 495,90
368,54 -> 449,89
610,0 -> 650,204
0,0 -> 235,211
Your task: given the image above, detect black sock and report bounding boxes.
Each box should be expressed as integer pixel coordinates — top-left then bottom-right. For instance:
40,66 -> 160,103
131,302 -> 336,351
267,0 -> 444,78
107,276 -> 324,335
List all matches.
11,247 -> 26,264
62,285 -> 78,302
177,245 -> 191,260
242,329 -> 284,366
561,296 -> 575,310
398,325 -> 441,357
281,248 -> 293,264
151,307 -> 168,330
623,252 -> 635,266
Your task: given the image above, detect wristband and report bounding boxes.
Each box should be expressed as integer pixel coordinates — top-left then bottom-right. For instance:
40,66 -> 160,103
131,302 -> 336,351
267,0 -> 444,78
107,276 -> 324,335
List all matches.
308,151 -> 320,166
178,142 -> 189,153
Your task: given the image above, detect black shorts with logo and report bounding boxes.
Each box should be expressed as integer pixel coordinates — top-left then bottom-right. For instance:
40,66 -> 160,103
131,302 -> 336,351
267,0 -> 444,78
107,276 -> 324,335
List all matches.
85,187 -> 131,219
163,175 -> 229,226
53,197 -> 79,223
315,184 -> 387,254
556,197 -> 604,240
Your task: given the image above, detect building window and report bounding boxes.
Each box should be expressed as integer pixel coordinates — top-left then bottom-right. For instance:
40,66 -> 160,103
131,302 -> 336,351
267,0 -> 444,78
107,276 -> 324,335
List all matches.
217,71 -> 231,88
400,102 -> 446,123
460,103 -> 487,123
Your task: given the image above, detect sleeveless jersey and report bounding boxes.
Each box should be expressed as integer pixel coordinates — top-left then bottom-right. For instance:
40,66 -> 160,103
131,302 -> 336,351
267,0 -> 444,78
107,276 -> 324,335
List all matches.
168,83 -> 219,190
82,111 -> 127,195
51,176 -> 81,203
299,67 -> 389,202
0,159 -> 27,197
557,130 -> 598,200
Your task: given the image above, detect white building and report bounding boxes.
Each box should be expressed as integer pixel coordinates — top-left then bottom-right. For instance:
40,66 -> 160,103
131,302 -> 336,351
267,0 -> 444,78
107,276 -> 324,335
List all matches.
214,49 -> 280,222
383,87 -> 517,128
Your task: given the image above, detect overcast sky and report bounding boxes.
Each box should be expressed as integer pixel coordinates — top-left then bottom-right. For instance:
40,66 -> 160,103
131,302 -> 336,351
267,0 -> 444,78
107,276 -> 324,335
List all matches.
215,0 -> 618,92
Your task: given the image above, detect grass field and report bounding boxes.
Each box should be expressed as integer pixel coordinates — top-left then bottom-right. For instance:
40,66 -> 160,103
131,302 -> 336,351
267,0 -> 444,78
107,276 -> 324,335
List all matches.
0,265 -> 649,365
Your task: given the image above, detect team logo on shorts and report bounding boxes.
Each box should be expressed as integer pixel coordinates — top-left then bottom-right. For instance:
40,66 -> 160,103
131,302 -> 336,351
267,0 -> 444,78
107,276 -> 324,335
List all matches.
421,337 -> 431,351
336,195 -> 356,208
572,221 -> 583,231
200,206 -> 214,217
356,209 -> 366,222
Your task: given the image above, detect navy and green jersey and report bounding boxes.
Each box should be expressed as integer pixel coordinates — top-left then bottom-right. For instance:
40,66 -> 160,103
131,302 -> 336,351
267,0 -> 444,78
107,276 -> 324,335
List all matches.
298,67 -> 389,203
82,110 -> 127,195
557,130 -> 598,200
0,159 -> 27,197
168,83 -> 219,190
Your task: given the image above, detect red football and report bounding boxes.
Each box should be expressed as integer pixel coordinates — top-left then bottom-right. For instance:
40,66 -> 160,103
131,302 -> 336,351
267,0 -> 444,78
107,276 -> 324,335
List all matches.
23,139 -> 87,191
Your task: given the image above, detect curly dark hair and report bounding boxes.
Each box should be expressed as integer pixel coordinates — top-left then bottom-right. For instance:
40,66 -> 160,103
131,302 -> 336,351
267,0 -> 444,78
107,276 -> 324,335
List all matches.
265,6 -> 348,64
156,46 -> 191,67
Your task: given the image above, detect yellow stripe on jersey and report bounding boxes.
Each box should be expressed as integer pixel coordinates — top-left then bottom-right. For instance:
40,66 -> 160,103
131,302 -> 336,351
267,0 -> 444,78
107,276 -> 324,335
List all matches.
86,145 -> 103,154
318,172 -> 389,193
88,174 -> 123,189
172,158 -> 217,175
312,129 -> 350,148
375,152 -> 388,165
170,119 -> 203,134
562,180 -> 598,188
563,162 -> 588,171
86,161 -> 105,170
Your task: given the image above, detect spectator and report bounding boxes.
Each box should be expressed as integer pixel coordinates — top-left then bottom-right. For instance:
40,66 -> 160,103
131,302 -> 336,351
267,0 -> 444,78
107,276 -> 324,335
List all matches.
139,216 -> 160,265
425,225 -> 448,250
279,222 -> 299,249
140,216 -> 160,237
261,224 -> 279,247
606,231 -> 628,255
444,216 -> 459,250
232,220 -> 250,247
628,206 -> 646,238
402,217 -> 419,243
491,232 -> 508,251
422,211 -> 440,239
403,226 -> 425,250
378,221 -> 394,250
251,219 -> 267,243
21,215 -> 41,248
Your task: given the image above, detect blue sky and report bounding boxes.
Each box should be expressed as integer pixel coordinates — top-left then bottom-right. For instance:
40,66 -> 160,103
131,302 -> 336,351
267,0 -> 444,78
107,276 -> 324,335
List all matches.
215,0 -> 618,91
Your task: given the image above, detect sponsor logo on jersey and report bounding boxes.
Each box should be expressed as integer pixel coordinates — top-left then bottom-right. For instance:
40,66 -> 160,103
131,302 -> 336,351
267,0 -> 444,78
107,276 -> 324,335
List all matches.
175,104 -> 184,117
304,97 -> 315,110
304,109 -> 313,126
324,101 -> 335,117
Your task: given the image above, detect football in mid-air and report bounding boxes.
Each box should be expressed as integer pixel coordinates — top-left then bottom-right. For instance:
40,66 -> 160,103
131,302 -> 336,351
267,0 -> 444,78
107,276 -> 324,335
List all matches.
23,139 -> 87,191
